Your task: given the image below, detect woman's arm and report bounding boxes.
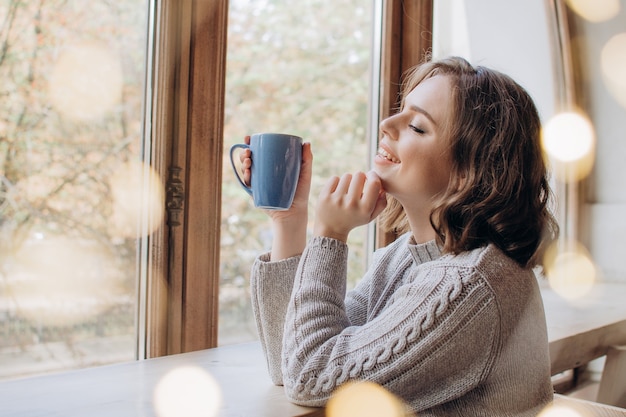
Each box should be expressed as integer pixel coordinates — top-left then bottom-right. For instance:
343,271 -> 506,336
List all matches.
250,253 -> 300,385
247,139 -> 313,384
281,238 -> 500,410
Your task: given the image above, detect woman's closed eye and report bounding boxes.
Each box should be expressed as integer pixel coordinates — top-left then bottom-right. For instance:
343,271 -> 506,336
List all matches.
409,124 -> 425,134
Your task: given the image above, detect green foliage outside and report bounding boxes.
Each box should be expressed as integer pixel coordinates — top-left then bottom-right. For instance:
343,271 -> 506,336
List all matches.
0,0 -> 148,378
0,0 -> 375,374
219,0 -> 374,343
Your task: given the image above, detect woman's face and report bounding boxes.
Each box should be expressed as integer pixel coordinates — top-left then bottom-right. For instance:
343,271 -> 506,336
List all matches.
374,74 -> 455,213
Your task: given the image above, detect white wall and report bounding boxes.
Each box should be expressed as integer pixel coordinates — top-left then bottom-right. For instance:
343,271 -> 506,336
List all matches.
433,0 -> 626,283
575,1 -> 626,283
432,0 -> 559,122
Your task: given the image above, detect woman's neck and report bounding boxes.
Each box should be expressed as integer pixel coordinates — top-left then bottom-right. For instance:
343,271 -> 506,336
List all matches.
406,211 -> 438,244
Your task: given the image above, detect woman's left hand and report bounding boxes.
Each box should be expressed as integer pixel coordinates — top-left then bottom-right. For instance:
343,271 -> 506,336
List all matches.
313,170 -> 387,242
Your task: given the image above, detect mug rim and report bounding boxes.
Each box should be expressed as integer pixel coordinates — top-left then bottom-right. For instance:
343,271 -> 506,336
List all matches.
251,132 -> 302,140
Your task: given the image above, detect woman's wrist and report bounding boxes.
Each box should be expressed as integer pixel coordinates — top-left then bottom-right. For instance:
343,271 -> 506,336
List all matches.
270,214 -> 308,261
312,224 -> 349,243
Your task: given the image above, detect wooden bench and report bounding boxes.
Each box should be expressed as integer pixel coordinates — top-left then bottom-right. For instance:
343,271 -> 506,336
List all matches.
554,394 -> 626,416
543,281 -> 626,409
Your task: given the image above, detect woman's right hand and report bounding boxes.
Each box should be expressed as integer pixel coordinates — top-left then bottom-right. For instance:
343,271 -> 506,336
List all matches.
239,135 -> 313,260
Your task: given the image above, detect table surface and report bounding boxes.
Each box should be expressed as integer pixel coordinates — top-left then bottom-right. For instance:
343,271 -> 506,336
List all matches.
0,341 -> 316,417
541,281 -> 626,375
0,282 -> 624,417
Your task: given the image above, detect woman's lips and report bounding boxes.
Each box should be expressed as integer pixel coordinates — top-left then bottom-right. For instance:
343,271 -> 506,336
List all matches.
377,147 -> 400,163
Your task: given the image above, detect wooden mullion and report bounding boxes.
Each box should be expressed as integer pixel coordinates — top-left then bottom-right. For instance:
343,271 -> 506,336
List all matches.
147,0 -> 228,357
182,0 -> 228,352
376,0 -> 433,249
146,0 -> 191,358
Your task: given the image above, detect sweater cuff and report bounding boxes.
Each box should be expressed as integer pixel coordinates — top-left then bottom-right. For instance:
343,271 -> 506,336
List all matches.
254,251 -> 301,270
299,236 -> 349,287
307,235 -> 348,253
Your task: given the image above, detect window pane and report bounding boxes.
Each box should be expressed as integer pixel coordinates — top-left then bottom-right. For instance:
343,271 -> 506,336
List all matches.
0,0 -> 150,378
220,0 -> 374,344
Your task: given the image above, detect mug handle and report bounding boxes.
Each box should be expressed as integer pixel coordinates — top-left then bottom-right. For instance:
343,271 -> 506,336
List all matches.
229,144 -> 253,196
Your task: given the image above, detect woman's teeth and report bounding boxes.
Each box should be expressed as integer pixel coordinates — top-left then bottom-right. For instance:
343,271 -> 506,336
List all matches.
378,148 -> 400,163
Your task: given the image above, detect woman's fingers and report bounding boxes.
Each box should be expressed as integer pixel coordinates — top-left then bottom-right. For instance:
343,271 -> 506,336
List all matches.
364,171 -> 387,220
314,171 -> 385,241
320,171 -> 384,216
291,142 -> 313,208
335,173 -> 353,195
321,175 -> 340,196
347,172 -> 367,202
238,136 -> 252,185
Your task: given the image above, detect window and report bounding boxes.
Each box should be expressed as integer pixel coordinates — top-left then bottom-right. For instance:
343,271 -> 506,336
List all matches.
1,0 -> 435,375
0,0 -> 150,378
219,0 -> 376,345
145,0 -> 433,356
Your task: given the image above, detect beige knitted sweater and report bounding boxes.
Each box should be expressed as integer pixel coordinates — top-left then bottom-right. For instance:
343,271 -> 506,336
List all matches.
250,233 -> 554,416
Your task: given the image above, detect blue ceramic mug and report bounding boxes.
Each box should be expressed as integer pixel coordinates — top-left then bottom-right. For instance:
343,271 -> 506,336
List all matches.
230,133 -> 303,210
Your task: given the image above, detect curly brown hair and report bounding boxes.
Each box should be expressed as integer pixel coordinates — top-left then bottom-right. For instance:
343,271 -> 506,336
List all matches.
380,56 -> 559,268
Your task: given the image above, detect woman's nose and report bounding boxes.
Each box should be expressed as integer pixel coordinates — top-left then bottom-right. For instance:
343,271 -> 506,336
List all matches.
379,114 -> 398,140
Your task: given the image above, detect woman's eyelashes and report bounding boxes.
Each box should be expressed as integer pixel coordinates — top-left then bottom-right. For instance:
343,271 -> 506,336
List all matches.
409,124 -> 426,134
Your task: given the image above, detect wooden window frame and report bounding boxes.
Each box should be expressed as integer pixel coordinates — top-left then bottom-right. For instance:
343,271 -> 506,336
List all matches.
376,0 -> 433,248
145,0 -> 228,357
144,0 -> 433,357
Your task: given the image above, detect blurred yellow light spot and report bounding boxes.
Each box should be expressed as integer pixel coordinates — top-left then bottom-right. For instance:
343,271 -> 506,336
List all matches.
601,33 -> 626,109
154,366 -> 222,417
6,233 -> 123,326
109,160 -> 165,238
544,240 -> 596,301
326,381 -> 410,417
543,113 -> 594,162
537,403 -> 584,417
541,112 -> 595,182
566,0 -> 620,22
48,42 -> 123,121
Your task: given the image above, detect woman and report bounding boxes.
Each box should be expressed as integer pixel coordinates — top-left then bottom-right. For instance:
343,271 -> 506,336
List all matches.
243,56 -> 559,416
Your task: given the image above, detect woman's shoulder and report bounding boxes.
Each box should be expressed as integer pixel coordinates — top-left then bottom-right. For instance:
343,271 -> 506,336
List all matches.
439,243 -> 524,272
433,244 -> 538,298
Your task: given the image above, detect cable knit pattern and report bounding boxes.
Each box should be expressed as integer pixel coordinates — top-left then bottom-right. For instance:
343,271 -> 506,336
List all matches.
287,266 -> 486,397
250,233 -> 554,416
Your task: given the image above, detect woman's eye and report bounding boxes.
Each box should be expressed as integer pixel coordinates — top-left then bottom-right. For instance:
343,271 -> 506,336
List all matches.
409,124 -> 425,134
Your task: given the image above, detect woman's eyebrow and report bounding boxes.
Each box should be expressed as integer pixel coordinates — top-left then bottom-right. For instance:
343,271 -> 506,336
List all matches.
408,104 -> 437,127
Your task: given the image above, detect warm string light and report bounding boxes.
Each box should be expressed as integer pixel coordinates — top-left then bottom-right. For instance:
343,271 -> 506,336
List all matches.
566,0 -> 620,22
108,160 -> 165,239
537,403 -> 585,417
4,159 -> 164,326
324,381 -> 588,416
326,381 -> 412,417
48,42 -> 123,121
5,232 -> 124,326
541,110 -> 597,301
543,240 -> 597,300
153,366 -> 222,417
601,32 -> 626,110
541,111 -> 595,183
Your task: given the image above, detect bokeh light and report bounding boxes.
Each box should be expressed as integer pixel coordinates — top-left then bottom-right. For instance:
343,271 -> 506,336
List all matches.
48,42 -> 123,121
108,160 -> 165,239
544,240 -> 597,301
601,32 -> 626,109
5,231 -> 124,326
537,403 -> 584,417
326,381 -> 410,417
566,0 -> 620,22
154,366 -> 222,417
541,112 -> 595,182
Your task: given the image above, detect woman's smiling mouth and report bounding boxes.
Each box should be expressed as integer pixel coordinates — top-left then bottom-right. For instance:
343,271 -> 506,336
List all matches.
377,147 -> 400,163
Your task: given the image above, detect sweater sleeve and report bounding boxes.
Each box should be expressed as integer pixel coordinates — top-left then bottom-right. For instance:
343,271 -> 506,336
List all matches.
250,252 -> 301,386
281,236 -> 501,411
